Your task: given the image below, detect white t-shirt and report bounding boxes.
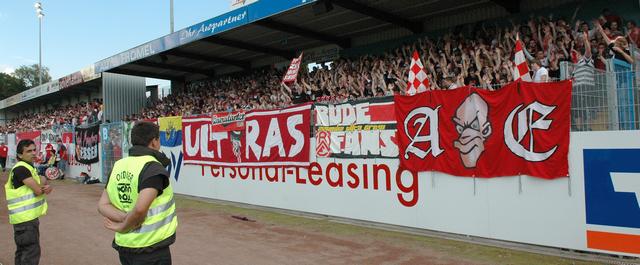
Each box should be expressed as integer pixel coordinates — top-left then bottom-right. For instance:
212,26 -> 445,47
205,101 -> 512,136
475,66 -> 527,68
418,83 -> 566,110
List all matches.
533,67 -> 549,83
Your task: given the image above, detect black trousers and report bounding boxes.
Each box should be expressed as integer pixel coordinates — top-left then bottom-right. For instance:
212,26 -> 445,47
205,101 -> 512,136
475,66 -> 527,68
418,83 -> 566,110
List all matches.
0,156 -> 7,171
13,218 -> 40,265
118,247 -> 172,265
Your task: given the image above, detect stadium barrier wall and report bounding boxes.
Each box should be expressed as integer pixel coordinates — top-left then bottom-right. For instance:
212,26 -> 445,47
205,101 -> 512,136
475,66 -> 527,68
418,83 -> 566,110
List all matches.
5,94 -> 639,257
160,130 -> 640,257
3,125 -> 103,182
155,94 -> 640,258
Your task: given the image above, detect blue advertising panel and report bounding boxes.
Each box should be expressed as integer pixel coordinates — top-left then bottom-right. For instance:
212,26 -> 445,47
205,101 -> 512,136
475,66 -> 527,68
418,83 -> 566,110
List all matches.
95,0 -> 315,73
248,0 -> 316,21
95,39 -> 167,73
584,149 -> 640,229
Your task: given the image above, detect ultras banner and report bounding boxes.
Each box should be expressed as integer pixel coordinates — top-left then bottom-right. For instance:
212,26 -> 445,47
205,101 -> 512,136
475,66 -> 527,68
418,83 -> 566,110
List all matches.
314,96 -> 397,158
182,103 -> 312,166
74,123 -> 100,165
394,80 -> 570,179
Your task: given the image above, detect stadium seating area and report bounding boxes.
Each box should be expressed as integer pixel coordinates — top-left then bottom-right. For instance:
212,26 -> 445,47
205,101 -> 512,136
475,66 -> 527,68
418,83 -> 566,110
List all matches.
0,99 -> 102,133
3,7 -> 638,132
140,8 -> 636,119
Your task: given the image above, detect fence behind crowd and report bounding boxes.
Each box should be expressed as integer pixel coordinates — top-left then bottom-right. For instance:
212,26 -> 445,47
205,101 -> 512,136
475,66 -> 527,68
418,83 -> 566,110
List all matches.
100,122 -> 124,183
561,57 -> 639,131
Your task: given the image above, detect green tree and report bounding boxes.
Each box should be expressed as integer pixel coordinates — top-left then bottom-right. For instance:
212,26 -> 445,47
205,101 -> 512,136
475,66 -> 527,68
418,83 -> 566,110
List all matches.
0,73 -> 27,100
13,64 -> 51,88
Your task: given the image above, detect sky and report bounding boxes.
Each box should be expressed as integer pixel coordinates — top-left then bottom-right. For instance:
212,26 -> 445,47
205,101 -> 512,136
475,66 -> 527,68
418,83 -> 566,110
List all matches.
0,0 -> 231,85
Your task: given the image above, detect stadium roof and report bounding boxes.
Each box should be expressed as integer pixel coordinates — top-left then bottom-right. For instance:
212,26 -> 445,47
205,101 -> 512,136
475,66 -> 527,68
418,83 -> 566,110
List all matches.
2,0 -> 547,109
98,0 -> 524,81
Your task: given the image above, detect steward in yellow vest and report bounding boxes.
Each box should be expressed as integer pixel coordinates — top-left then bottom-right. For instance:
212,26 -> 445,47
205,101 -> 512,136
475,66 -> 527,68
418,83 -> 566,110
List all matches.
5,139 -> 52,265
98,121 -> 176,265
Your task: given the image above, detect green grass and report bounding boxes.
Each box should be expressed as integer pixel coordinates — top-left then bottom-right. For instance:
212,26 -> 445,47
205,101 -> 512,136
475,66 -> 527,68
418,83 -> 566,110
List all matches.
174,195 -> 603,265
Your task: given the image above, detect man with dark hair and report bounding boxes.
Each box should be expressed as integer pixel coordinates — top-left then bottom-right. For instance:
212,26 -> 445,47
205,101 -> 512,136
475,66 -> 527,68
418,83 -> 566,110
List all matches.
443,76 -> 459,90
5,139 -> 52,265
627,20 -> 640,46
98,121 -> 176,265
282,82 -> 310,104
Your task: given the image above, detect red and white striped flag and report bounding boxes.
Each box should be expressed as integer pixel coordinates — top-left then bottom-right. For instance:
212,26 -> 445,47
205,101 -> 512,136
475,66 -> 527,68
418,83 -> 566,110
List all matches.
406,51 -> 430,95
512,38 -> 532,82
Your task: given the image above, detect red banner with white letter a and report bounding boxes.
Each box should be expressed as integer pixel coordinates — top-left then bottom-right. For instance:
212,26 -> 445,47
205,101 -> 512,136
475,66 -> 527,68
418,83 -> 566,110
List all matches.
395,80 -> 570,179
182,103 -> 312,167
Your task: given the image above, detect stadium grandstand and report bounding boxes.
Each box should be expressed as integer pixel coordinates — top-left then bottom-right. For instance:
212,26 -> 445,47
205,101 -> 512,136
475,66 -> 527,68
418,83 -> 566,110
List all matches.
1,0 -> 640,261
0,0 -> 637,133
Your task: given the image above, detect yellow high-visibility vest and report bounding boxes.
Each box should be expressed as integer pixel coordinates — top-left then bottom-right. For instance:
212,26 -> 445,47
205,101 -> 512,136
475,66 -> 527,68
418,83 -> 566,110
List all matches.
106,155 -> 177,248
5,161 -> 48,224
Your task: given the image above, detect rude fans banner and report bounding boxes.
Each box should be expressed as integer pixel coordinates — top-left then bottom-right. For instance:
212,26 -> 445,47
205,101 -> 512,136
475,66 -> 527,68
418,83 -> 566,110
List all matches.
183,103 -> 312,166
395,80 -> 571,179
74,124 -> 100,165
314,97 -> 398,158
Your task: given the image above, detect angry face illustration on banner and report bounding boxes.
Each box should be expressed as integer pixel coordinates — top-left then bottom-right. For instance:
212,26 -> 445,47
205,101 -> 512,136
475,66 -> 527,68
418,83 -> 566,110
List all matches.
452,93 -> 492,168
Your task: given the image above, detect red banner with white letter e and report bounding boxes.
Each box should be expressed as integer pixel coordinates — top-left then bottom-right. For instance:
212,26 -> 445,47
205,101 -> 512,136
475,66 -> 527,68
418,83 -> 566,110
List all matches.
395,80 -> 570,179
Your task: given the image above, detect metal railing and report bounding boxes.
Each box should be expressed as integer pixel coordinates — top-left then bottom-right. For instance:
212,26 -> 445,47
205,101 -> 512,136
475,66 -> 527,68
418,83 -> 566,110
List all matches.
561,58 -> 639,132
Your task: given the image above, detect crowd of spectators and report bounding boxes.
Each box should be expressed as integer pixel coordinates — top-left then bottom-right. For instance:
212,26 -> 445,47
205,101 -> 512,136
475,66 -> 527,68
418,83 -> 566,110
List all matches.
3,7 -> 639,132
138,68 -> 293,119
139,7 -> 637,119
0,99 -> 103,133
